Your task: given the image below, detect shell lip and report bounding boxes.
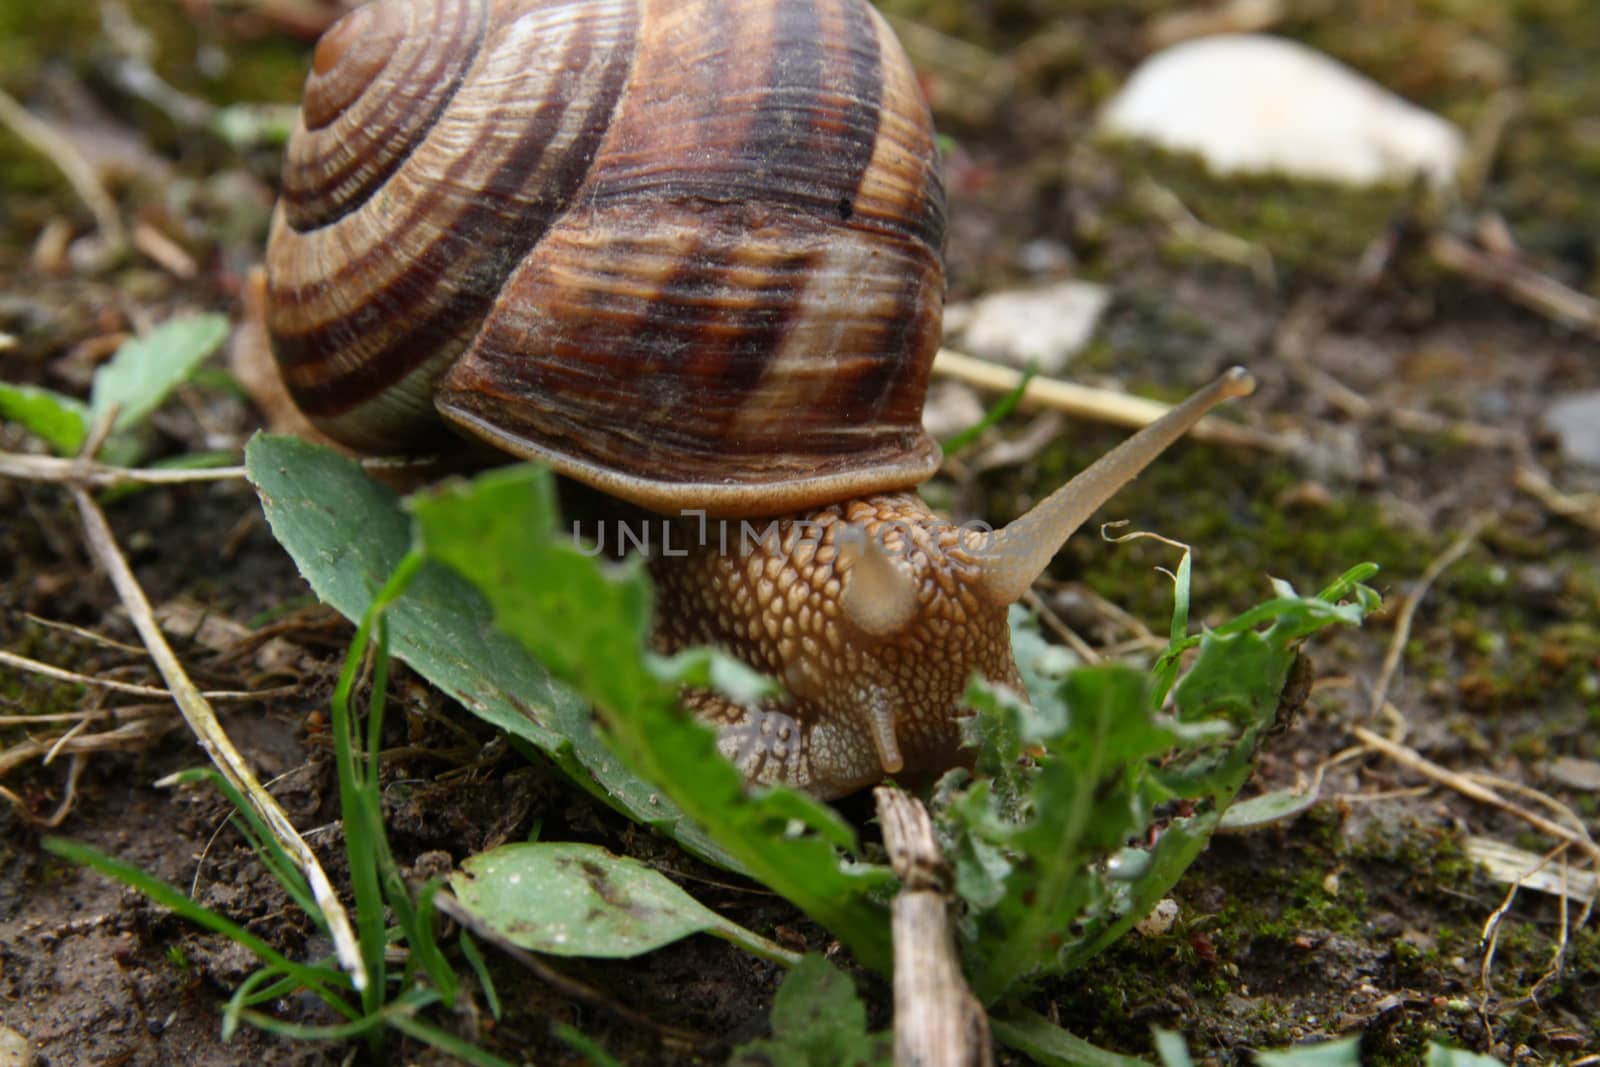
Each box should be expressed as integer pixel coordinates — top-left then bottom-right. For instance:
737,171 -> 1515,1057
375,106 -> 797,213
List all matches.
441,405 -> 942,519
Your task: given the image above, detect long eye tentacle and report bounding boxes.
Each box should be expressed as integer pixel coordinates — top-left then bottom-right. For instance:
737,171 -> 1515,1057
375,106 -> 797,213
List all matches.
973,367 -> 1255,607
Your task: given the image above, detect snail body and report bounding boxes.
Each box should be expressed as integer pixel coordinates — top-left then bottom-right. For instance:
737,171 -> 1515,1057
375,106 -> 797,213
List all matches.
267,0 -> 1253,798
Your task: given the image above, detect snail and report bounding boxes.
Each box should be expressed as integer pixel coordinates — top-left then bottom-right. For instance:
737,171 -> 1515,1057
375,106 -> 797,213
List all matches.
265,0 -> 1255,799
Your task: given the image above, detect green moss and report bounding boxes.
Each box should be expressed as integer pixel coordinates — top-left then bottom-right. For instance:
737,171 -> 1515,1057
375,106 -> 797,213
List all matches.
990,431 -> 1433,625
1099,143 -> 1409,281
0,5 -> 99,93
130,2 -> 307,107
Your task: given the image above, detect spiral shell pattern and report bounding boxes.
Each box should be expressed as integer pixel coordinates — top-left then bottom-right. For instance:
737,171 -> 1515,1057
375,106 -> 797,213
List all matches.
266,0 -> 947,516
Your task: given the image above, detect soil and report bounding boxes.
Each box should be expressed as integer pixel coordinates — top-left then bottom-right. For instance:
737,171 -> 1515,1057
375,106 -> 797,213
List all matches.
2,2 -> 1598,1066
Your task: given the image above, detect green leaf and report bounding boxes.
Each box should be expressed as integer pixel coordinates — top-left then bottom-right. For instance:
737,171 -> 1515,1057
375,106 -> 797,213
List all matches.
941,361 -> 1037,456
1152,1029 -> 1194,1067
447,842 -> 797,964
408,467 -> 654,714
959,663 -> 1195,1001
0,383 -> 88,454
989,1007 -> 1154,1067
728,955 -> 890,1067
408,464 -> 894,973
1253,1037 -> 1362,1067
249,438 -> 892,971
940,564 -> 1379,1004
1424,1045 -> 1506,1067
245,434 -> 736,871
1217,787 -> 1320,831
91,313 -> 229,433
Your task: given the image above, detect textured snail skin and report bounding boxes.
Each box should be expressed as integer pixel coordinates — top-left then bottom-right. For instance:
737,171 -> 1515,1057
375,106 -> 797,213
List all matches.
266,0 -> 947,517
650,495 -> 1021,799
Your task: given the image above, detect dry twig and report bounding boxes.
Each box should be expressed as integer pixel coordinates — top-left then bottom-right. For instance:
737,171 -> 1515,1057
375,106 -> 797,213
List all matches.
0,716 -> 175,779
1428,232 -> 1600,340
931,349 -> 1294,452
1020,589 -> 1101,664
1352,726 -> 1600,867
0,86 -> 128,253
875,786 -> 993,1067
21,612 -> 146,655
1514,465 -> 1600,533
1368,516 -> 1489,720
69,486 -> 369,989
0,648 -> 299,702
0,452 -> 247,488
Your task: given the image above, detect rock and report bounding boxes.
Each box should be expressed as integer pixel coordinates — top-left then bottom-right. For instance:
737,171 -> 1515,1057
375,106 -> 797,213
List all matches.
921,381 -> 986,441
1135,897 -> 1179,937
1543,389 -> 1600,467
1548,755 -> 1600,792
1016,238 -> 1073,275
942,280 -> 1110,375
0,1025 -> 32,1067
1099,34 -> 1464,187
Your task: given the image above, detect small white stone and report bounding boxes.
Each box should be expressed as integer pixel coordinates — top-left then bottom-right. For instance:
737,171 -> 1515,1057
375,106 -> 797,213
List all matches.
1099,34 -> 1464,187
1135,897 -> 1180,937
0,1025 -> 32,1067
943,280 -> 1110,375
1543,389 -> 1600,468
921,381 -> 987,440
1548,755 -> 1600,792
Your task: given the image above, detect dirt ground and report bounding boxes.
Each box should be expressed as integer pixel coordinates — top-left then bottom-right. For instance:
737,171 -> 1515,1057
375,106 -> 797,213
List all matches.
2,1 -> 1598,1065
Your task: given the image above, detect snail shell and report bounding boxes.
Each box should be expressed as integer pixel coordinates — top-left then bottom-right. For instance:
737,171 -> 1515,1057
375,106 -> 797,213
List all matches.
266,0 -> 947,517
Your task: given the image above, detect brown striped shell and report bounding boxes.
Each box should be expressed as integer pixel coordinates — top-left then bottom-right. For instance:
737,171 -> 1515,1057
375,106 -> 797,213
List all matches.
265,0 -> 947,517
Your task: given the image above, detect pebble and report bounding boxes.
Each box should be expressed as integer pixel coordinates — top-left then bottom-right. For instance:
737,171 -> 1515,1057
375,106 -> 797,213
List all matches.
0,1026 -> 31,1067
1547,755 -> 1600,792
921,381 -> 986,441
1543,389 -> 1600,467
1135,897 -> 1180,937
942,280 -> 1110,375
1099,34 -> 1464,187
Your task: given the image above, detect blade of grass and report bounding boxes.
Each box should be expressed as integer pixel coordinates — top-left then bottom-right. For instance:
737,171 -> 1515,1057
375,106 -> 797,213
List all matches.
238,990 -> 517,1066
159,766 -> 320,923
991,1007 -> 1155,1067
457,930 -> 501,1021
45,838 -> 355,1015
70,485 -> 366,987
385,1012 -> 522,1067
941,362 -> 1038,455
328,554 -> 423,1017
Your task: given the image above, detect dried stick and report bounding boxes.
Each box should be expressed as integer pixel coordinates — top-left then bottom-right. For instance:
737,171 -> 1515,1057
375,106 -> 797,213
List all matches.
21,612 -> 146,655
1351,726 -> 1600,867
0,452 -> 247,487
931,349 -> 1292,453
0,717 -> 175,777
875,786 -> 993,1067
1368,516 -> 1488,721
0,649 -> 298,702
0,86 -> 128,252
1020,589 -> 1101,664
70,487 -> 369,990
1428,232 -> 1600,340
1514,465 -> 1600,532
